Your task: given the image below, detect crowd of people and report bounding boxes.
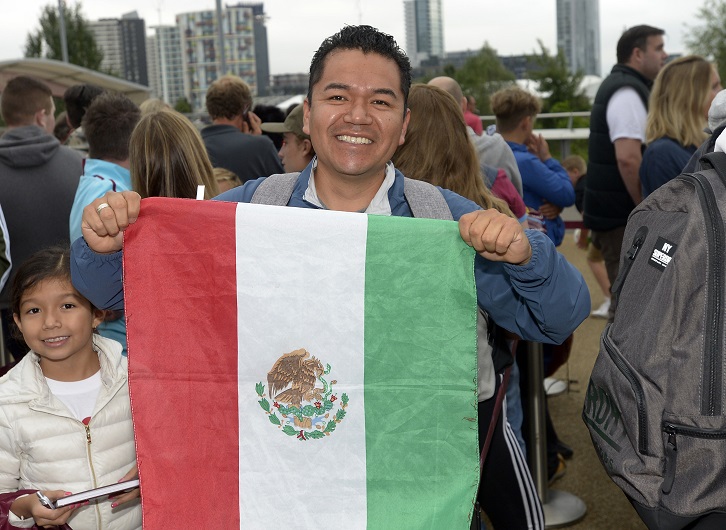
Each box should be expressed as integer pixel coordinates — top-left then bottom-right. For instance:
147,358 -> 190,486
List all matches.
0,19 -> 720,530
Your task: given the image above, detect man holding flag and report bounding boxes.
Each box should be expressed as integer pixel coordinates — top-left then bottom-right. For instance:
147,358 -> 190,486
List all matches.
71,25 -> 588,529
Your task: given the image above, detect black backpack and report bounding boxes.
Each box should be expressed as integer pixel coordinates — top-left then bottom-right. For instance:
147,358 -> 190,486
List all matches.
583,152 -> 726,529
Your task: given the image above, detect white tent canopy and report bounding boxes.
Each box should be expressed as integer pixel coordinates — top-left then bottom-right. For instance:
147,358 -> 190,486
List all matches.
0,58 -> 150,104
516,75 -> 603,103
275,94 -> 304,111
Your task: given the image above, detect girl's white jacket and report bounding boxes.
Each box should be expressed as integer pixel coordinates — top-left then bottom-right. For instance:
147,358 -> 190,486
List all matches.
0,334 -> 141,530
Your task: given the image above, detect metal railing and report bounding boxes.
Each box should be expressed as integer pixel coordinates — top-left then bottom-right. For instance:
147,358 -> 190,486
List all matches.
480,111 -> 592,157
480,111 -> 591,129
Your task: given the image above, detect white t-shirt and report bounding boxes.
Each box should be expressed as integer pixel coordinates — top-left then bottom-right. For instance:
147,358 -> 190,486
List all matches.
715,128 -> 726,153
46,371 -> 102,421
606,87 -> 647,143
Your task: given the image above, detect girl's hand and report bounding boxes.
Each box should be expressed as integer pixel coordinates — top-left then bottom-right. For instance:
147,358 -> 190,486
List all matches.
11,490 -> 84,527
109,464 -> 140,508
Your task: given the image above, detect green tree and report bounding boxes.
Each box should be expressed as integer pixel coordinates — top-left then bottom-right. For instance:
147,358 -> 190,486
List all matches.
453,43 -> 516,115
529,40 -> 590,113
685,0 -> 726,84
174,97 -> 193,114
25,3 -> 104,71
527,41 -> 591,159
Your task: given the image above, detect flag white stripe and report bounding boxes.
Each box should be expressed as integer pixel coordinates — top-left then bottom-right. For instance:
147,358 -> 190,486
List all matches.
235,204 -> 369,527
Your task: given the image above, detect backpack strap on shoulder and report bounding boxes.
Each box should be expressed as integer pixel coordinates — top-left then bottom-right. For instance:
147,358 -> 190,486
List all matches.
402,177 -> 453,220
250,173 -> 301,206
251,173 -> 455,221
698,152 -> 726,183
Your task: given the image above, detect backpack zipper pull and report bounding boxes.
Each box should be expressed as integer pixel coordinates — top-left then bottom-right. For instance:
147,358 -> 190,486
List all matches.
612,226 -> 648,296
626,235 -> 645,260
662,424 -> 678,494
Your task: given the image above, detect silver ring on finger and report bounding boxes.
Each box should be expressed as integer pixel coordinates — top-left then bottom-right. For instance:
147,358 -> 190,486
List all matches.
96,202 -> 110,215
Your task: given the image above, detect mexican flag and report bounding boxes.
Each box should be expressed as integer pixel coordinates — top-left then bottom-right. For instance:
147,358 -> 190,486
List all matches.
124,197 -> 479,529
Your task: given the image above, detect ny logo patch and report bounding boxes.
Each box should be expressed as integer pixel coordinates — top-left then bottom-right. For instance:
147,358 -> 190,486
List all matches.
649,236 -> 677,271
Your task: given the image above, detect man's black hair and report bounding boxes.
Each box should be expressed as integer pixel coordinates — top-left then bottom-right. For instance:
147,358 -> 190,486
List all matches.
307,25 -> 412,114
616,25 -> 665,64
83,93 -> 140,161
63,84 -> 105,129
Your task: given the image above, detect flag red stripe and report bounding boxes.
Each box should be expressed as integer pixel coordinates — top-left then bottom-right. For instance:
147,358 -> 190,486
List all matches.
124,197 -> 240,528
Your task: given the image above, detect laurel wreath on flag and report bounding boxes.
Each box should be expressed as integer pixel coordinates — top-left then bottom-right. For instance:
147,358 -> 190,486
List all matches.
256,365 -> 349,441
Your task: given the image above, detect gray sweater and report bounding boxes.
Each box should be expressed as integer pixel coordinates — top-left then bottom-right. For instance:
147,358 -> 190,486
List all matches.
0,125 -> 83,307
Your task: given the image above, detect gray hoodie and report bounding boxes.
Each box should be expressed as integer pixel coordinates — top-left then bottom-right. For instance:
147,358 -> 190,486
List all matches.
0,125 -> 83,307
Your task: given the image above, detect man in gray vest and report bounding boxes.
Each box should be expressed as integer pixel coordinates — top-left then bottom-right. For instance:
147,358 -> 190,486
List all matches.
584,25 -> 666,297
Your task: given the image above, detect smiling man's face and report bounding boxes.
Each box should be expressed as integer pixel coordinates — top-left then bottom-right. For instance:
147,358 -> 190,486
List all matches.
303,48 -> 409,190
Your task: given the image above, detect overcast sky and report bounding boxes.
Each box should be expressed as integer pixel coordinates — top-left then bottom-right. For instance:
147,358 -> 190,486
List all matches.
0,1 -> 704,78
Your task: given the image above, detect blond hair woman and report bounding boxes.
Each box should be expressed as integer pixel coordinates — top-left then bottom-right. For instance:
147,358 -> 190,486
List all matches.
640,55 -> 721,197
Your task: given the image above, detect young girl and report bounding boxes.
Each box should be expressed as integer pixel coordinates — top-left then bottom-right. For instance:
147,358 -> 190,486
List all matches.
0,246 -> 140,529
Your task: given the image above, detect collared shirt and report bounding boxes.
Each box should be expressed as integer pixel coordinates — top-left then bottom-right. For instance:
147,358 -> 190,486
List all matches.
302,157 -> 396,215
201,124 -> 283,183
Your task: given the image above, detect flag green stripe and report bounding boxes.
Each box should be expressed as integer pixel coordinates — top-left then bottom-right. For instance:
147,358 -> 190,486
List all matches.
364,215 -> 479,528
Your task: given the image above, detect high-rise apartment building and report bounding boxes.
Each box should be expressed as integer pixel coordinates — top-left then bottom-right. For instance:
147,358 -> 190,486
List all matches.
147,26 -> 185,106
404,0 -> 444,68
248,3 -> 271,99
120,12 -> 148,85
177,2 -> 271,111
90,12 -> 148,85
556,0 -> 601,76
90,19 -> 123,77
